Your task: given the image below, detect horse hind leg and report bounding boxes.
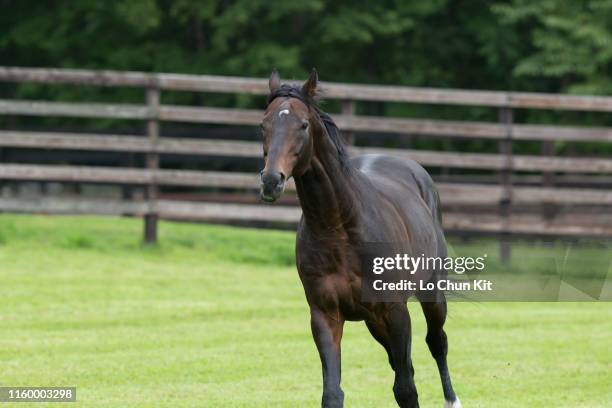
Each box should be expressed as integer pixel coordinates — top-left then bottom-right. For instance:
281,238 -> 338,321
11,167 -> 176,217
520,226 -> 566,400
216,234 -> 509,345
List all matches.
420,298 -> 461,408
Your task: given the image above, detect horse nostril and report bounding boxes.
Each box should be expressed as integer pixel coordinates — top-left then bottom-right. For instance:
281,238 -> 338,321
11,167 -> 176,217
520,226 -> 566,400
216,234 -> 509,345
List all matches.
261,171 -> 285,190
260,170 -> 286,202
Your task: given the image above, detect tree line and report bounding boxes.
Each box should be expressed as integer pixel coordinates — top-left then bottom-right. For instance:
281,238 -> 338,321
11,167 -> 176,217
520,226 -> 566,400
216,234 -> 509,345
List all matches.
1,0 -> 611,154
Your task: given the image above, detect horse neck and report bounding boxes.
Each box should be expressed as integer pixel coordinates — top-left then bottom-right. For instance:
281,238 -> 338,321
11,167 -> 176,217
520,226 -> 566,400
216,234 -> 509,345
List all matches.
293,120 -> 361,234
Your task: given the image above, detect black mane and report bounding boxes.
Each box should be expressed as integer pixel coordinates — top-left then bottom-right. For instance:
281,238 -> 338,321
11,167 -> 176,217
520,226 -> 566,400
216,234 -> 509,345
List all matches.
267,84 -> 350,168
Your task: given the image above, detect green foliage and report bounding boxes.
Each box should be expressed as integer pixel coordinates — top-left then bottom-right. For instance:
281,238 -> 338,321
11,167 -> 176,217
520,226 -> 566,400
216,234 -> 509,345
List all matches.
494,0 -> 612,95
1,0 -> 612,154
3,0 -> 612,96
0,0 -> 502,84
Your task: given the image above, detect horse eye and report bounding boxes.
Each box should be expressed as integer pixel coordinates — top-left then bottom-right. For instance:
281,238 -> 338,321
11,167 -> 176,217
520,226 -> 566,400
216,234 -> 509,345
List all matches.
301,122 -> 309,130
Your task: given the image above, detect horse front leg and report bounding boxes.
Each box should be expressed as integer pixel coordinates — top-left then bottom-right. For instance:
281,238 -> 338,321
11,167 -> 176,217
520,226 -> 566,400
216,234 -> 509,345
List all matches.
310,307 -> 344,408
366,304 -> 419,408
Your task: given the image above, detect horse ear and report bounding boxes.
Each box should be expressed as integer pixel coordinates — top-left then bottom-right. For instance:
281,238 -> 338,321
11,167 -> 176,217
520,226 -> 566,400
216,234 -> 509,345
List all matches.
302,68 -> 318,97
269,69 -> 281,93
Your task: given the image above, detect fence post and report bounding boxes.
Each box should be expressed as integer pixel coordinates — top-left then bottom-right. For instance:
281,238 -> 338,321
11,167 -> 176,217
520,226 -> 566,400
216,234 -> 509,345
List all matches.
144,83 -> 160,244
341,99 -> 355,145
498,105 -> 513,264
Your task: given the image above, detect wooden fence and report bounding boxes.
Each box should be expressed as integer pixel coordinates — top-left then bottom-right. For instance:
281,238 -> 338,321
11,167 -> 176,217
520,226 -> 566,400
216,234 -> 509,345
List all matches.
0,67 -> 611,258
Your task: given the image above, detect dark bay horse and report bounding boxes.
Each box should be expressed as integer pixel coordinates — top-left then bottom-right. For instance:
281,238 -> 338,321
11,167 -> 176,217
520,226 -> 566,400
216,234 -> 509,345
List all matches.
259,69 -> 461,408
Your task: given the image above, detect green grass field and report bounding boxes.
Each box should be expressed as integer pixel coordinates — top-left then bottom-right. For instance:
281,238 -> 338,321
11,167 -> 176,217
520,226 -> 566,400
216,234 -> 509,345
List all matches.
0,215 -> 610,407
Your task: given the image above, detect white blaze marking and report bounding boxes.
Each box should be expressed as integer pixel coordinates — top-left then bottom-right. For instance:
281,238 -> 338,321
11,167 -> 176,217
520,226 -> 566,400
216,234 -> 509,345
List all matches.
279,109 -> 290,117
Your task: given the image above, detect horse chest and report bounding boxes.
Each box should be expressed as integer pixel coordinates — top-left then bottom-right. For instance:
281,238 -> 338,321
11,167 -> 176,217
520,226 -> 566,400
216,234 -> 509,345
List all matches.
297,249 -> 370,320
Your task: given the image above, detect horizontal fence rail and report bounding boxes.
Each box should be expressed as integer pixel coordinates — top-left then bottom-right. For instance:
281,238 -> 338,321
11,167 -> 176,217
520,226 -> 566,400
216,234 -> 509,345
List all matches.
0,66 -> 611,250
0,197 -> 610,237
3,100 -> 612,142
1,130 -> 610,173
1,164 -> 611,205
4,66 -> 612,111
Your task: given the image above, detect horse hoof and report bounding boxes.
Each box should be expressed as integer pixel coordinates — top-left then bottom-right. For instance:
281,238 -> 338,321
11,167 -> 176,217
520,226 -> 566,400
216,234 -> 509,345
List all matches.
444,397 -> 462,408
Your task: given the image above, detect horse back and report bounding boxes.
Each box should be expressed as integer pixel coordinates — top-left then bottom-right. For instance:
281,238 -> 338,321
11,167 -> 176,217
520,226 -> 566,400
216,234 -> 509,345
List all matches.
353,154 -> 442,224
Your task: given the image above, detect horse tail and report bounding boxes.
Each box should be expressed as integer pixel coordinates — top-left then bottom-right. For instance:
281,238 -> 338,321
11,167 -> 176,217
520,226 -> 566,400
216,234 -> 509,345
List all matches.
427,184 -> 443,227
405,158 -> 443,227
416,173 -> 443,229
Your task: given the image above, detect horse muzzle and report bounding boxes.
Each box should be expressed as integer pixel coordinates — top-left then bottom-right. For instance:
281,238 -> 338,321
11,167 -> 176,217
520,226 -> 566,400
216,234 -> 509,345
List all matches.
260,171 -> 286,202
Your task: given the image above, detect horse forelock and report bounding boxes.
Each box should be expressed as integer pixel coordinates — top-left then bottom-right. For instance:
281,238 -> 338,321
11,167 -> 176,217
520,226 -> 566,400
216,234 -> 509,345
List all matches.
266,84 -> 350,169
267,84 -> 312,106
